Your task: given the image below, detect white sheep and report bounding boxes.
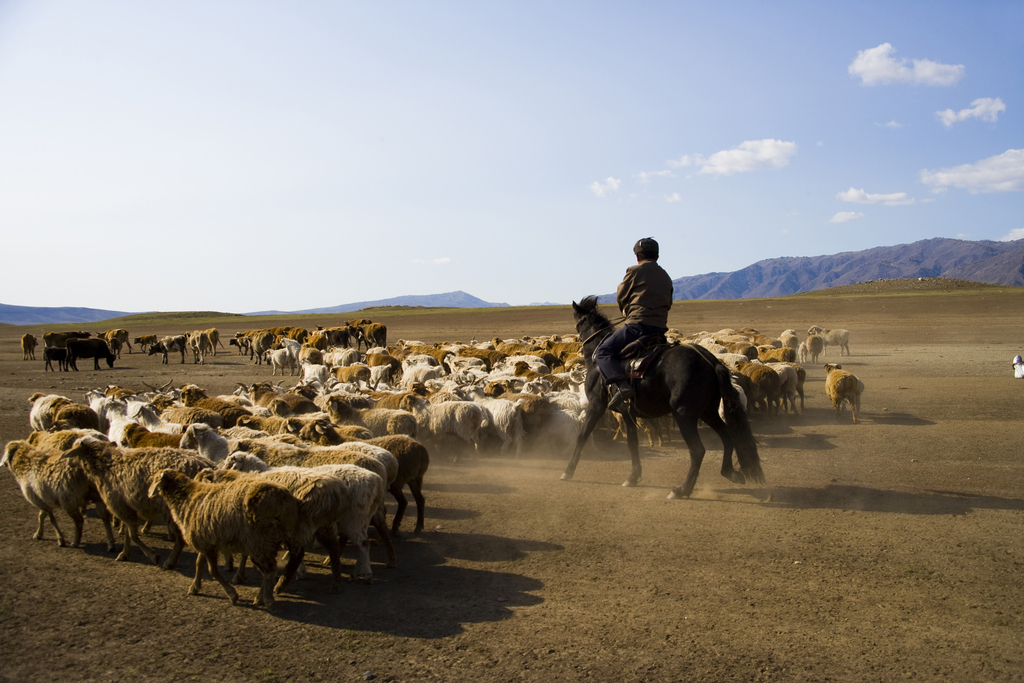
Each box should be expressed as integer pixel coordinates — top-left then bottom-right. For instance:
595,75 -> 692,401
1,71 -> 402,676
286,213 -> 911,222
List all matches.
2,439 -> 117,551
467,395 -> 525,457
808,326 -> 851,356
413,401 -> 490,461
179,423 -> 234,463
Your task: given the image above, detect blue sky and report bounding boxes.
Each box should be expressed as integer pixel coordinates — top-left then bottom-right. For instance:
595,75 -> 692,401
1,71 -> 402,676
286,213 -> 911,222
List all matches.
0,1 -> 1020,312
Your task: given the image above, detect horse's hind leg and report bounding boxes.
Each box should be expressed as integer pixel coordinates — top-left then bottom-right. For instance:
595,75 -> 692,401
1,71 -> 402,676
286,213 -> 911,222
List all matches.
667,413 -> 706,499
700,409 -> 744,485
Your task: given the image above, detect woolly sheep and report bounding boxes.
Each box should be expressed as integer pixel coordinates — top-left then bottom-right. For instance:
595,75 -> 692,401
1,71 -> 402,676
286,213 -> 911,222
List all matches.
60,436 -> 214,568
364,435 -> 429,535
148,469 -> 299,608
413,401 -> 489,462
805,335 -> 824,364
2,440 -> 116,551
808,326 -> 851,356
824,364 -> 864,423
28,393 -> 74,431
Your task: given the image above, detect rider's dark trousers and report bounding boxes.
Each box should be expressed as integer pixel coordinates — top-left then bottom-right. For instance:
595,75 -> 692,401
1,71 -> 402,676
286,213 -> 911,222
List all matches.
593,322 -> 667,381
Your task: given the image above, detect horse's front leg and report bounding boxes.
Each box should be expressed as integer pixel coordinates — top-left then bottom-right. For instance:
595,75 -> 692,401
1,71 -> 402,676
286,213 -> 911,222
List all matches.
561,404 -> 606,481
561,385 -> 606,481
623,415 -> 642,487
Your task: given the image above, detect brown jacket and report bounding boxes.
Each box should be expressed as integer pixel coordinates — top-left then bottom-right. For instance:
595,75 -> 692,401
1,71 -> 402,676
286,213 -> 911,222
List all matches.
616,259 -> 673,327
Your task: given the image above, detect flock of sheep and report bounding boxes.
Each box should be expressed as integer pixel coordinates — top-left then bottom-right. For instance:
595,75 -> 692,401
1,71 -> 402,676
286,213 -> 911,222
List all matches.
4,318 -> 863,609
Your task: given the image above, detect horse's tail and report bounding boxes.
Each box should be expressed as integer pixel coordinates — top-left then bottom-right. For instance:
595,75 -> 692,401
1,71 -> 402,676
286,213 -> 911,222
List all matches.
714,361 -> 765,484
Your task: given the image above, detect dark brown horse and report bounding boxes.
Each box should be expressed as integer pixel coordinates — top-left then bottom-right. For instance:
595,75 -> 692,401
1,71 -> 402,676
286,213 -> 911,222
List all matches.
561,296 -> 764,498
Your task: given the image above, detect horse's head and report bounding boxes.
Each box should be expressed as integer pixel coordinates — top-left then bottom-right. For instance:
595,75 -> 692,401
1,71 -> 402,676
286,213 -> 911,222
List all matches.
572,295 -> 612,343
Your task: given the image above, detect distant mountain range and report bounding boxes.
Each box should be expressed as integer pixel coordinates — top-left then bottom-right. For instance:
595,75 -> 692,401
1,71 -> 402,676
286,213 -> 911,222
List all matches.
597,237 -> 1024,302
0,303 -> 134,328
3,238 -> 1022,325
246,290 -> 509,316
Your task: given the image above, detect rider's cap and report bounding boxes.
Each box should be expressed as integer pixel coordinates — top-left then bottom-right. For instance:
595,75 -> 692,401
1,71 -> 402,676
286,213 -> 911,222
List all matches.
633,237 -> 659,258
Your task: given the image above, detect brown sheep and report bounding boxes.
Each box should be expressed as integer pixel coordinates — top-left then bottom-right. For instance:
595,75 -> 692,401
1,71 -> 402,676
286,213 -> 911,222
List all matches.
120,423 -> 187,448
180,385 -> 252,427
806,334 -> 824,363
737,361 -> 782,418
50,403 -> 101,431
757,346 -> 797,363
333,365 -> 372,385
824,364 -> 863,423
366,435 -> 430,534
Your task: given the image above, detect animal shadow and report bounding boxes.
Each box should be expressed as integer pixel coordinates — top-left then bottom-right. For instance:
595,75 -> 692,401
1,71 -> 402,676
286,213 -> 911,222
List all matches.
742,484 -> 1024,516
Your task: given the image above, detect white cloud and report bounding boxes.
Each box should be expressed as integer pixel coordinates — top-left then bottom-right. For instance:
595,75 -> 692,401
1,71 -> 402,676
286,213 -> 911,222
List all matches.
836,187 -> 915,205
698,139 -> 797,176
589,176 -> 621,198
936,97 -> 1006,127
876,120 -> 903,129
665,192 -> 682,203
920,149 -> 1024,194
636,170 -> 675,182
849,43 -> 964,86
666,154 -> 702,168
829,211 -> 865,223
999,228 -> 1024,242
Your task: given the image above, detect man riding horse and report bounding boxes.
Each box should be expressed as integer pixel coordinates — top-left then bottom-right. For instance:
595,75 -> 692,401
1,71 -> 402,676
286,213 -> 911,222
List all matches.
594,237 -> 674,410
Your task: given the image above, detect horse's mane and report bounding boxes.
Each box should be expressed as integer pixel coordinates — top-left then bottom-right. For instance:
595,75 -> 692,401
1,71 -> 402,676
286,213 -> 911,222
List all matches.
575,295 -> 609,323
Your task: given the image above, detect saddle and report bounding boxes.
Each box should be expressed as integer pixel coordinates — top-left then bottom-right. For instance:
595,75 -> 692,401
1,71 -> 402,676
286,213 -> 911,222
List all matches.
620,334 -> 671,381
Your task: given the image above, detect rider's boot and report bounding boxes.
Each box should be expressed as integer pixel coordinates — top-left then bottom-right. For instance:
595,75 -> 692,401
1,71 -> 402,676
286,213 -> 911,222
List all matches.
606,375 -> 635,410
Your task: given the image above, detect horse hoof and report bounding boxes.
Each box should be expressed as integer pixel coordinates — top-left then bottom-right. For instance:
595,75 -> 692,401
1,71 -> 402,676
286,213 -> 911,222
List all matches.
667,488 -> 688,500
622,480 -> 637,488
667,490 -> 678,500
560,472 -> 574,481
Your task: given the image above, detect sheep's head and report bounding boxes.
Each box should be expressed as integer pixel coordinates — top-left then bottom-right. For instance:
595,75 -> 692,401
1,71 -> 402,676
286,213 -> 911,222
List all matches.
1,440 -> 28,467
180,385 -> 209,406
823,364 -> 842,373
60,434 -> 105,462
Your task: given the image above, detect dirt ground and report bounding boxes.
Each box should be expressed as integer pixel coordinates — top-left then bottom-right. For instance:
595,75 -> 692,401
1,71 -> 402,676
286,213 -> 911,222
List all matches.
1,283 -> 1022,682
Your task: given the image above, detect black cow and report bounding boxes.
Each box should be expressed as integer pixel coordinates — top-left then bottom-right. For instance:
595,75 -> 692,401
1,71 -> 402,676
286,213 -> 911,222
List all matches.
43,347 -> 68,372
66,338 -> 116,371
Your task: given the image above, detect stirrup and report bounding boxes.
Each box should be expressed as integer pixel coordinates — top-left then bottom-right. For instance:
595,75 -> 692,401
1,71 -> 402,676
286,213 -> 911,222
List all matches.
607,383 -> 635,410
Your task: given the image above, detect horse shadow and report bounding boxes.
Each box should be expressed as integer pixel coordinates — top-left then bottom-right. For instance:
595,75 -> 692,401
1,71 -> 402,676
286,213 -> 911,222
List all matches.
269,531 -> 559,637
728,484 -> 1024,516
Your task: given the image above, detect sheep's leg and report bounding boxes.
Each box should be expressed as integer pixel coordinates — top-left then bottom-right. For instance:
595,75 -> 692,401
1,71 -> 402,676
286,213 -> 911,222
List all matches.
389,484 -> 409,535
37,510 -> 68,547
372,507 -> 396,567
275,545 -> 306,593
338,527 -> 373,582
409,479 -> 426,533
203,549 -> 240,605
95,501 -> 117,553
232,555 -> 248,584
316,527 -> 344,584
189,554 -> 205,596
251,556 -> 279,609
69,511 -> 85,548
162,521 -> 185,570
118,520 -> 160,566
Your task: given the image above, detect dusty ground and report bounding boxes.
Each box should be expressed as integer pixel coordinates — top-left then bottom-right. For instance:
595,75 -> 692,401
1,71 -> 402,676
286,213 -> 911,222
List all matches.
1,282 -> 1022,682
